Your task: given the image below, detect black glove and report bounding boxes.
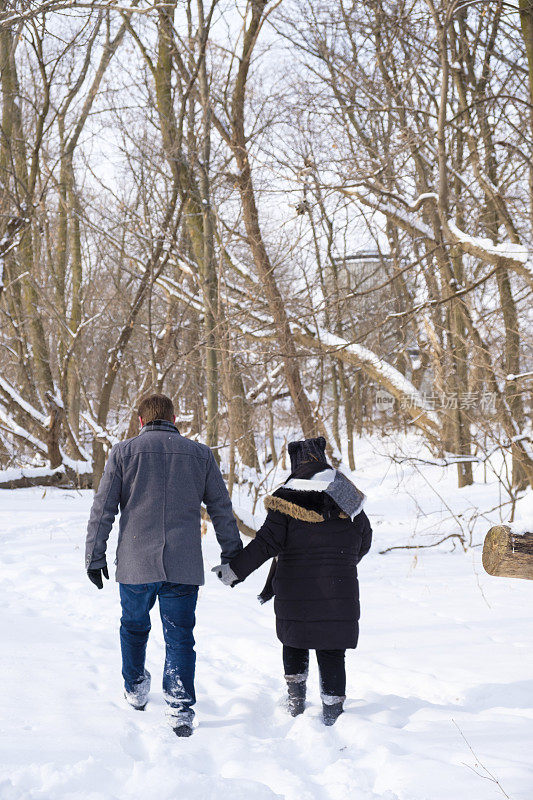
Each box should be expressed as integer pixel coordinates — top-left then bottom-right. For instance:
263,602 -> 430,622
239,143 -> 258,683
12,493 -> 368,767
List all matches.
87,564 -> 109,590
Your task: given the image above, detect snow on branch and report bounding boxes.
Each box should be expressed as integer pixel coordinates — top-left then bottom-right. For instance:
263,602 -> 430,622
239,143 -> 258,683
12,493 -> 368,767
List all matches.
0,377 -> 48,427
339,186 -> 437,243
156,271 -> 274,335
155,274 -> 204,314
339,185 -> 533,287
152,237 -> 440,441
446,221 -> 533,287
294,326 -> 442,439
0,404 -> 48,455
81,413 -> 120,447
157,259 -> 442,439
60,451 -> 93,474
0,215 -> 27,293
246,365 -> 284,402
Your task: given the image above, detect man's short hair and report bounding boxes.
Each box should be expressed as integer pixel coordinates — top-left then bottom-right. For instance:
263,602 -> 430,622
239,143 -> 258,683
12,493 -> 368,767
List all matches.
138,394 -> 174,424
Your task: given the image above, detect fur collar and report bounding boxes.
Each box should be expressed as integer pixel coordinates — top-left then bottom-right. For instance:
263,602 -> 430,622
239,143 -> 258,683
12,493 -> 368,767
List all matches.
264,494 -> 325,522
263,493 -> 348,522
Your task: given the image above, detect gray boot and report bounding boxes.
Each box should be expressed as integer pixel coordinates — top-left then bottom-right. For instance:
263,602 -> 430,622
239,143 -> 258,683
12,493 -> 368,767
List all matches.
173,723 -> 193,738
166,706 -> 194,737
286,675 -> 307,717
322,694 -> 345,726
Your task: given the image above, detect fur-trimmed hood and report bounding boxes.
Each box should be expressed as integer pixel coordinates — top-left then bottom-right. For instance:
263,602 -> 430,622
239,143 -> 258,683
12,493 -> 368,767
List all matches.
264,469 -> 366,523
264,493 -> 334,522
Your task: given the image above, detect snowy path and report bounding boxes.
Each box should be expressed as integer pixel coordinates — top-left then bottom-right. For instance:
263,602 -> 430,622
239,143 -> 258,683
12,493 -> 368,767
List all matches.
1,488 -> 532,800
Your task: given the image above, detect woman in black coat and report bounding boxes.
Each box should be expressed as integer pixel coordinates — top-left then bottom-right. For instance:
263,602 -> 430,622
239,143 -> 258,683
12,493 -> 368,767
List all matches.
222,437 -> 372,726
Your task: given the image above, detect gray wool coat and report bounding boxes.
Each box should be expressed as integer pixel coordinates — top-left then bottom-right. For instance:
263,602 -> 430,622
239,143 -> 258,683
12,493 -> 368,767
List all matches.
85,419 -> 243,584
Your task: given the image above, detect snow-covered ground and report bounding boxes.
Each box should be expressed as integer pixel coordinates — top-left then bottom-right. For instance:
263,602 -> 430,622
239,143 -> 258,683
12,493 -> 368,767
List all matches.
1,438 -> 532,800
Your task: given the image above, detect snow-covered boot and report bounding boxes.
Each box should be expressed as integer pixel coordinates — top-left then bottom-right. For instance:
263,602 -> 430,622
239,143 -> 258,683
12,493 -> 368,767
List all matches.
286,677 -> 306,717
124,669 -> 151,711
173,723 -> 193,738
322,696 -> 344,726
124,692 -> 147,711
166,706 -> 194,737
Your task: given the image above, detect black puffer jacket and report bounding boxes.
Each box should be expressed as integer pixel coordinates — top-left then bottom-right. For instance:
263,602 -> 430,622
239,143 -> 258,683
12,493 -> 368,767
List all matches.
230,468 -> 372,650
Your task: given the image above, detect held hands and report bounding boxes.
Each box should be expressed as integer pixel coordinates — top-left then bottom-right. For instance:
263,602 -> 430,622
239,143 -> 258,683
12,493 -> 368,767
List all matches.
211,563 -> 239,587
87,563 -> 109,590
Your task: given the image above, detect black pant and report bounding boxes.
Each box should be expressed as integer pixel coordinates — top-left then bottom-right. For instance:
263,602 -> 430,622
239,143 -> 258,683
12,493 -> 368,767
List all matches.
283,645 -> 346,698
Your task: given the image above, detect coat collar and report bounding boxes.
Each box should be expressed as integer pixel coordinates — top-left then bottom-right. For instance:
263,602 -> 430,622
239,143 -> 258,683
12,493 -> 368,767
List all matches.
140,419 -> 180,434
264,493 -> 333,522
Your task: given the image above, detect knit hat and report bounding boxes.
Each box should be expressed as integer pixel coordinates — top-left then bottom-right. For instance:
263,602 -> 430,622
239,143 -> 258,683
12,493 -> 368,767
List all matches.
288,436 -> 328,472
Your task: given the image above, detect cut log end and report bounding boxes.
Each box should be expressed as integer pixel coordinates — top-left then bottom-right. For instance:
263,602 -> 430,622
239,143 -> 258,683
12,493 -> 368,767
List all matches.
482,525 -> 533,580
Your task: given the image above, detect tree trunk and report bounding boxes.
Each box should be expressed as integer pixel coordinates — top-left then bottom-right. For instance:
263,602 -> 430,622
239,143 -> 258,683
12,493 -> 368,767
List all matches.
229,1 -> 317,440
45,393 -> 65,469
233,150 -> 317,439
155,1 -> 222,450
331,363 -> 341,450
65,157 -> 83,438
195,0 -> 219,450
453,10 -> 526,488
519,0 -> 533,230
449,250 -> 473,487
338,362 -> 355,470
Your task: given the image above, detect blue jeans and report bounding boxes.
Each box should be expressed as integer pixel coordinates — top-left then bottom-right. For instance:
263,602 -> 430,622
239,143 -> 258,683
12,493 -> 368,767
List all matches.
119,582 -> 198,723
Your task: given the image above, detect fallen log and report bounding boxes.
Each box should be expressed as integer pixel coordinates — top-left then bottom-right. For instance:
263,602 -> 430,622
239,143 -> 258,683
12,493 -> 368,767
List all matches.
0,466 -> 92,490
482,525 -> 533,580
0,470 -> 66,490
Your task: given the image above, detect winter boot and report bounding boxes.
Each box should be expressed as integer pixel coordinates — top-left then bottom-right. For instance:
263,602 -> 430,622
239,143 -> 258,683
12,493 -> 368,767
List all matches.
124,669 -> 151,711
166,706 -> 194,737
322,696 -> 345,726
124,692 -> 147,711
173,723 -> 193,738
286,678 -> 307,717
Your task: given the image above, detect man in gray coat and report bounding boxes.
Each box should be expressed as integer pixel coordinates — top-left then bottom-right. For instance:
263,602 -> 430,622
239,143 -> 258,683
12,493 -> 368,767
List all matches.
85,394 -> 243,737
